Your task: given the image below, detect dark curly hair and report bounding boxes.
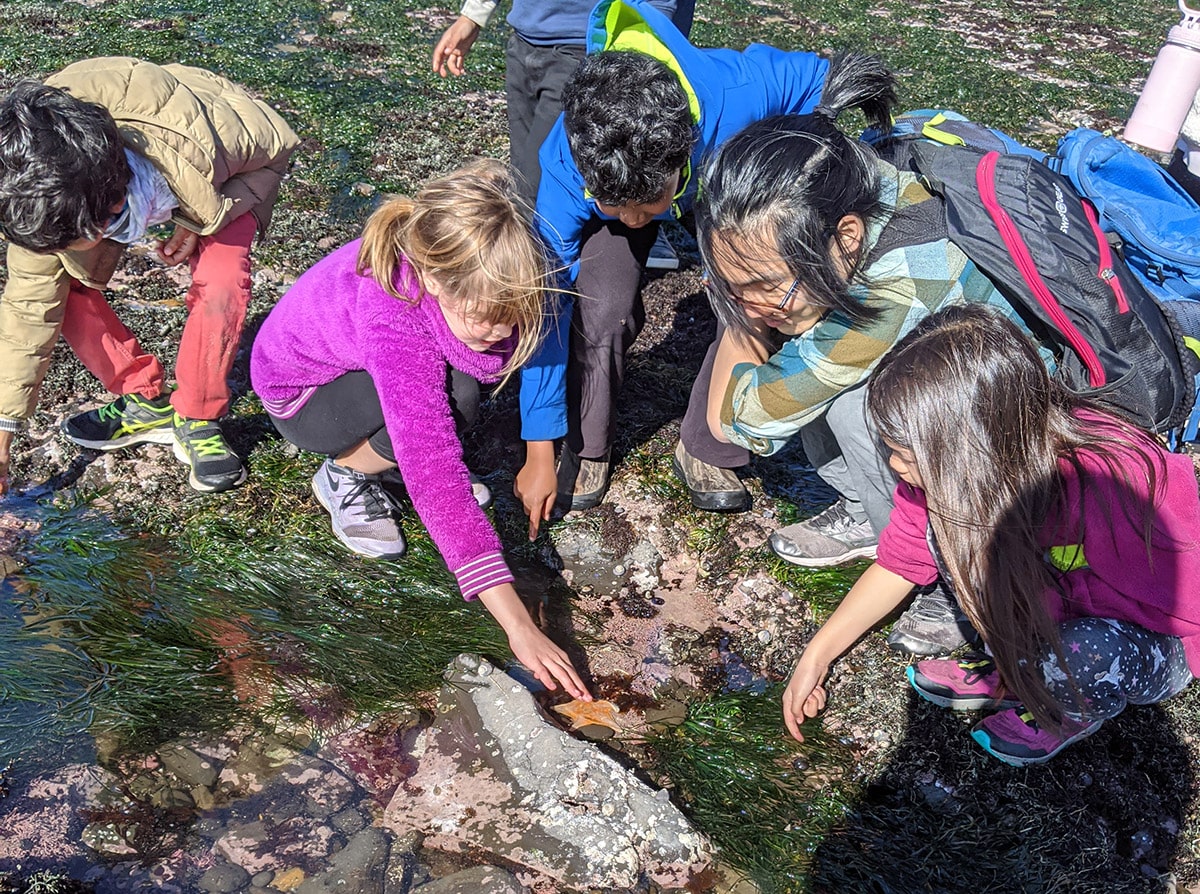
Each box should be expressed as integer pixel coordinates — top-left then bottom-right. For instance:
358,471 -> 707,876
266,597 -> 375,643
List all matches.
562,51 -> 694,207
0,80 -> 131,253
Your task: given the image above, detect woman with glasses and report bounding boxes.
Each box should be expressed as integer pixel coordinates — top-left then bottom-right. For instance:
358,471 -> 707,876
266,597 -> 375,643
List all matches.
691,59 -> 1038,656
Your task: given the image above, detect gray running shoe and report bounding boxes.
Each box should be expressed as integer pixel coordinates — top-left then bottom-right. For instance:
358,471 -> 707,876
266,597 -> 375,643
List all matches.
645,229 -> 680,270
769,499 -> 878,567
312,459 -> 406,558
887,582 -> 978,656
172,414 -> 247,493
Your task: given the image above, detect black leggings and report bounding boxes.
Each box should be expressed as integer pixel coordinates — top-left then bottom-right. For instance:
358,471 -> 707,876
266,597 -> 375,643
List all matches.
267,368 -> 479,463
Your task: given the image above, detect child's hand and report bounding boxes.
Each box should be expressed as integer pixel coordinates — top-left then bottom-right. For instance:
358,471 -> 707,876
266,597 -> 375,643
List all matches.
156,226 -> 201,266
514,440 -> 557,540
506,620 -> 592,702
432,16 -> 481,77
782,656 -> 829,742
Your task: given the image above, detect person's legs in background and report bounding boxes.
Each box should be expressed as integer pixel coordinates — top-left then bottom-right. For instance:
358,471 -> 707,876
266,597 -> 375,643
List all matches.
59,279 -> 176,450
559,216 -> 658,509
170,212 -> 258,492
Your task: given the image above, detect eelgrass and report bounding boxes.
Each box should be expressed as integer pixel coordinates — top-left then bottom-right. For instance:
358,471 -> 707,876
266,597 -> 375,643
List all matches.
645,687 -> 857,893
0,494 -> 508,760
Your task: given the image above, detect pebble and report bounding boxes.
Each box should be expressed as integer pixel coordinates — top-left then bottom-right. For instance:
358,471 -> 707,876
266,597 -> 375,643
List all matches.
613,564 -> 626,576
198,863 -> 250,894
251,871 -> 275,887
756,629 -> 772,644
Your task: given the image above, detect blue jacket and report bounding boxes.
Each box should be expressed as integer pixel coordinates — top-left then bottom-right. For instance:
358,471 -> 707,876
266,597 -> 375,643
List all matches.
519,0 -> 829,441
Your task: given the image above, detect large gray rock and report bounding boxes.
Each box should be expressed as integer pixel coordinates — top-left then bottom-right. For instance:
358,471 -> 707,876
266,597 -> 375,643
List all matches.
384,654 -> 710,892
294,828 -> 390,894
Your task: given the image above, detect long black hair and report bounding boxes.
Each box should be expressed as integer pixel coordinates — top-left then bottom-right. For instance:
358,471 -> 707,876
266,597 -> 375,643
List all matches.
695,50 -> 898,340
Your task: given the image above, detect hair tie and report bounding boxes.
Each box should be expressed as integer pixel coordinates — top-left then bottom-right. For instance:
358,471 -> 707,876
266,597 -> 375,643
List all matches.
813,104 -> 838,121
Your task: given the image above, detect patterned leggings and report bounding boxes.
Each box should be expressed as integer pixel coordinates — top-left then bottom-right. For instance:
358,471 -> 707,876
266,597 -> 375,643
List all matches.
1041,618 -> 1194,721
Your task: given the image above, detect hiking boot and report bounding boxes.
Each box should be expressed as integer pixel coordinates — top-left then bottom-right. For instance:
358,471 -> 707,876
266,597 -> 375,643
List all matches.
671,440 -> 750,512
970,707 -> 1103,767
768,499 -> 877,567
557,445 -> 610,511
62,393 -> 174,450
886,582 -> 977,656
172,414 -> 247,493
907,654 -> 1021,711
312,458 -> 406,558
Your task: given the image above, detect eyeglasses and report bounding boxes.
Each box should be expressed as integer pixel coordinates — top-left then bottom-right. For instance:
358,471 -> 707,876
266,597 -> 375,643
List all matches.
728,273 -> 803,316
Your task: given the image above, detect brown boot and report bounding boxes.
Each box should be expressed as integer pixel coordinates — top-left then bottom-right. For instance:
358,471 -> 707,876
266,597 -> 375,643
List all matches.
557,445 -> 611,511
671,440 -> 750,512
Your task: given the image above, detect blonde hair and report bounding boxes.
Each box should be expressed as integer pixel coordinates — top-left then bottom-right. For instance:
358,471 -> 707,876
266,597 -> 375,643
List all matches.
356,158 -> 551,384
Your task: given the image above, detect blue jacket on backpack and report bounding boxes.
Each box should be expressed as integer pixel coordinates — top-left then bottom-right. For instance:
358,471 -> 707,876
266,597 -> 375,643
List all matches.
518,0 -> 829,441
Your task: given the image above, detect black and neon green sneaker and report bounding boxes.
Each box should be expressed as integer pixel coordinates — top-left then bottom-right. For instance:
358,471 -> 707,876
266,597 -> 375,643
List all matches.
171,414 -> 247,493
62,393 -> 175,450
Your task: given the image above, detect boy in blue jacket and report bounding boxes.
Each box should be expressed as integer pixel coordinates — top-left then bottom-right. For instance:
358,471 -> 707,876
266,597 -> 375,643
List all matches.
513,0 -> 830,528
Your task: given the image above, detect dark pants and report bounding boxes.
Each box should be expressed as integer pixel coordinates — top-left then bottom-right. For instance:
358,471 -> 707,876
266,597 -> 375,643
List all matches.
267,368 -> 479,463
505,35 -> 585,201
1042,618 -> 1193,722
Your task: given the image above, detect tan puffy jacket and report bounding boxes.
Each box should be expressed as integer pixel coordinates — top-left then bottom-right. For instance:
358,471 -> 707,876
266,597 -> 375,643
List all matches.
0,57 -> 301,424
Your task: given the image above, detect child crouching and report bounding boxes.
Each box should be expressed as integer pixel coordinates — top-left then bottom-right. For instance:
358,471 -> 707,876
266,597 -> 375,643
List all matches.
250,159 -> 589,699
782,305 -> 1200,765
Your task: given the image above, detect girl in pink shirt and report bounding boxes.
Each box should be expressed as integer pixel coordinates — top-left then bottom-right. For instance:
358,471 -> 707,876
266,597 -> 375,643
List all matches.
783,304 -> 1200,765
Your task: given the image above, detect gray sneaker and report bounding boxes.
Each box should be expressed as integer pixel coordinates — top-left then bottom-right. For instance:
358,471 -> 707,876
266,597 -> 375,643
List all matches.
312,459 -> 406,558
671,440 -> 750,512
769,499 -> 878,567
887,582 -> 978,656
645,229 -> 680,271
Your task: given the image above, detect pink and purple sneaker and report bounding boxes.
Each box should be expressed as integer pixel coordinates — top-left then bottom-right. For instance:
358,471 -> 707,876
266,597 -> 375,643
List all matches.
970,708 -> 1103,766
906,655 -> 1021,710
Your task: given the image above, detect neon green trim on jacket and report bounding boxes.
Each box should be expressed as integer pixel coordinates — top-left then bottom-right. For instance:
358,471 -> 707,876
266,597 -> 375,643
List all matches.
600,0 -> 701,123
1046,543 -> 1089,572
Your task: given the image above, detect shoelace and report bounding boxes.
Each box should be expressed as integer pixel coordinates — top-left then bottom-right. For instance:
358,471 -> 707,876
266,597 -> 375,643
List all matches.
907,588 -> 961,622
96,399 -> 127,421
957,658 -> 996,684
178,420 -> 230,458
338,475 -> 402,521
810,501 -> 854,534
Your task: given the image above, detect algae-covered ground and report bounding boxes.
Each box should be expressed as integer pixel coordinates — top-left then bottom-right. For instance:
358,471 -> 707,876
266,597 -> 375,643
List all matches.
1,0 -> 1198,892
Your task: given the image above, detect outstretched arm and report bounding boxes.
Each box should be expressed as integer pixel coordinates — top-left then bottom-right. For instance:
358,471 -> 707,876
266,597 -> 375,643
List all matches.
477,582 -> 591,700
783,562 -> 914,741
432,15 -> 482,77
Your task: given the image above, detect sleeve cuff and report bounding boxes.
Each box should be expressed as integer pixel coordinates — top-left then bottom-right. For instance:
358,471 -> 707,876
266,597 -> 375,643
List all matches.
0,417 -> 23,434
460,0 -> 496,27
454,551 -> 515,600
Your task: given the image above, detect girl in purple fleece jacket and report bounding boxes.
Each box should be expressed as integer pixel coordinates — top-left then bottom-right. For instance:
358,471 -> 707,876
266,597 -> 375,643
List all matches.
782,305 -> 1200,766
251,160 -> 589,700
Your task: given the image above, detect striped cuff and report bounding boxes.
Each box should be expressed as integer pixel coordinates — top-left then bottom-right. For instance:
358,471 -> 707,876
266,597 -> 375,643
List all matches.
454,551 -> 514,600
0,417 -> 22,434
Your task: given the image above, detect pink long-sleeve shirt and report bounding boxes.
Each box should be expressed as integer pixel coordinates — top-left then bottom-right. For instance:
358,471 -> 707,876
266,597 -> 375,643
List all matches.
877,413 -> 1200,674
251,240 -> 515,598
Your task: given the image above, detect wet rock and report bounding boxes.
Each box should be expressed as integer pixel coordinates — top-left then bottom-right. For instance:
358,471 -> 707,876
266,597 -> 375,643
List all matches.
383,831 -> 424,894
331,807 -> 368,836
81,820 -> 138,856
159,742 -> 220,788
415,866 -> 527,893
199,863 -> 251,893
272,867 -> 308,891
384,654 -> 710,891
251,870 -> 275,887
293,828 -> 389,894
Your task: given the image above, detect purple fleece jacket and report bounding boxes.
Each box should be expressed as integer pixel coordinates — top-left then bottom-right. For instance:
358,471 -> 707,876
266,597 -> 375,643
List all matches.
878,411 -> 1200,675
250,240 -> 514,599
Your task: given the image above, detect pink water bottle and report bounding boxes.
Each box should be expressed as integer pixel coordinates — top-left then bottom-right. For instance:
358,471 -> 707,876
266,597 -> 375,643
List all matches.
1124,0 -> 1200,156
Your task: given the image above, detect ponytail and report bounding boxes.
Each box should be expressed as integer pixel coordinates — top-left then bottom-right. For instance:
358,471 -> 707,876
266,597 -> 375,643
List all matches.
813,50 -> 898,136
357,198 -> 419,299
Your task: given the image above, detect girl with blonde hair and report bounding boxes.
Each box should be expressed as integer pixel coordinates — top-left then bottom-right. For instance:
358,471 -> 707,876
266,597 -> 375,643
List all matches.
252,159 -> 589,699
